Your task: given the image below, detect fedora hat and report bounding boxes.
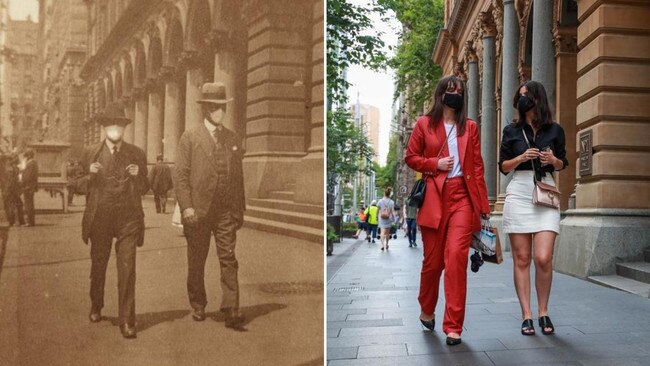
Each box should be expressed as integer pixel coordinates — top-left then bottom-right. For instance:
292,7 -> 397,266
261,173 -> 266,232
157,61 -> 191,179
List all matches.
95,102 -> 131,127
196,82 -> 233,105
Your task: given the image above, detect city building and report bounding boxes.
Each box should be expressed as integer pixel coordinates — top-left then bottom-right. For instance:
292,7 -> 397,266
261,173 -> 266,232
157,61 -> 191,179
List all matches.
1,16 -> 39,149
350,102 -> 380,163
38,0 -> 87,159
79,0 -> 323,242
430,0 -> 650,281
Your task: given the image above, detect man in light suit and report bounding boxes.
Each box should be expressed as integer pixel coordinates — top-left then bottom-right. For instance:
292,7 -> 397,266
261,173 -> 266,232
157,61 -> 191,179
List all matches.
174,82 -> 246,330
20,148 -> 38,227
81,102 -> 149,339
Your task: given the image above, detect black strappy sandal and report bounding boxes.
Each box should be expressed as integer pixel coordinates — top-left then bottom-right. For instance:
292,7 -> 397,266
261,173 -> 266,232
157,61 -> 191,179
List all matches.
521,319 -> 535,336
538,316 -> 555,335
446,336 -> 462,346
420,318 -> 435,332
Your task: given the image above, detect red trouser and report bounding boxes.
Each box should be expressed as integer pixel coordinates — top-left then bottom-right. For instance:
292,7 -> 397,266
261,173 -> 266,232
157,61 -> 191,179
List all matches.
418,177 -> 474,335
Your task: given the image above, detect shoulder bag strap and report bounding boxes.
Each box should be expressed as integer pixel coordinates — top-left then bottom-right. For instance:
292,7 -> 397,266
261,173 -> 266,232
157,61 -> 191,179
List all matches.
436,124 -> 455,158
521,129 -> 540,183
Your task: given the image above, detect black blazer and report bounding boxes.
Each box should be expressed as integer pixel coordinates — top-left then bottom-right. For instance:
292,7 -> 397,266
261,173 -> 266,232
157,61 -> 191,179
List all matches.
21,160 -> 39,193
80,141 -> 149,245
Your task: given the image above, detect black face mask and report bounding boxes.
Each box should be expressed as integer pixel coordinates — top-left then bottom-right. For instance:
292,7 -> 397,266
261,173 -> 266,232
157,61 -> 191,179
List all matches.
442,93 -> 463,111
517,95 -> 535,113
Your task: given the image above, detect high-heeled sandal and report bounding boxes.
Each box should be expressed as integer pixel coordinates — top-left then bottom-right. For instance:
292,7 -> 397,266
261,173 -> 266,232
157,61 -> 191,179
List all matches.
521,319 -> 535,336
420,318 -> 435,332
538,316 -> 555,335
446,336 -> 462,346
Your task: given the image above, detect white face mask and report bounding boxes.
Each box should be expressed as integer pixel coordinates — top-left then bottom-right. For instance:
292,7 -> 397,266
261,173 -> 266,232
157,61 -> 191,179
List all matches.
105,126 -> 125,142
207,106 -> 225,125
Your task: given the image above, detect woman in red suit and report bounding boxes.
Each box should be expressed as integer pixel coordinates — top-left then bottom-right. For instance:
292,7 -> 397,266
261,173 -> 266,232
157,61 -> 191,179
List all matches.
405,75 -> 490,346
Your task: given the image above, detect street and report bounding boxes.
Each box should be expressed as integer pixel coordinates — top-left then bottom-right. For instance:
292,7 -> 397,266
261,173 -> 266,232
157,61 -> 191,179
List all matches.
0,192 -> 323,366
327,233 -> 650,365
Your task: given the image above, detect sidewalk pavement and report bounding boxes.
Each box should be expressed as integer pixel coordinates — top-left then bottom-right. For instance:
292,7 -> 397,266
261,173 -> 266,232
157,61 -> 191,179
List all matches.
327,232 -> 650,365
1,194 -> 323,366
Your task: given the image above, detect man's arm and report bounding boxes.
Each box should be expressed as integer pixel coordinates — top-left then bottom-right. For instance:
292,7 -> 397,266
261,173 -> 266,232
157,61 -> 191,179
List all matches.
173,132 -> 193,212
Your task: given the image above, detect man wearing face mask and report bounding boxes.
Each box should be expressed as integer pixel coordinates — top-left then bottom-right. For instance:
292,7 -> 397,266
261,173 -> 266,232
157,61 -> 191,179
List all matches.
174,82 -> 246,330
81,102 -> 149,339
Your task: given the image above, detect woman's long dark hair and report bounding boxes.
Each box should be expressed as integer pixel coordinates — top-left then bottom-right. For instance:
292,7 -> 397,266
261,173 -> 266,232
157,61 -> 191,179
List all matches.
512,80 -> 554,129
425,75 -> 467,136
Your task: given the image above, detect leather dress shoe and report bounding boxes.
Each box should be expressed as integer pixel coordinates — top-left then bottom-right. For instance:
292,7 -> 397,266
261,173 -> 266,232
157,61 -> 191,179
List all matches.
224,308 -> 245,329
192,307 -> 206,321
89,310 -> 101,323
119,324 -> 137,339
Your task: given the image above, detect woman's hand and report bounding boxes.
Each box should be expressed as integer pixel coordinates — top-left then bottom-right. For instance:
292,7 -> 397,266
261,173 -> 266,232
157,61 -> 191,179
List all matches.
539,149 -> 556,166
437,156 -> 454,171
519,148 -> 540,162
481,213 -> 491,220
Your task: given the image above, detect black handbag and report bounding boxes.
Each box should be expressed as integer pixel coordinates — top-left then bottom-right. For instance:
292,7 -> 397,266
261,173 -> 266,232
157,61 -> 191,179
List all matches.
407,179 -> 426,208
406,124 -> 454,209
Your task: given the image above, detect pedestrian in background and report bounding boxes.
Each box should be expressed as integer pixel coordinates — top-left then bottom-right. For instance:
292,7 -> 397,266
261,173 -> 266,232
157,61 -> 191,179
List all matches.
499,80 -> 567,336
1,154 -> 25,226
20,149 -> 38,227
353,205 -> 367,240
405,198 -> 418,247
66,159 -> 85,206
405,75 -> 490,346
148,154 -> 173,214
174,82 -> 246,330
81,102 -> 149,339
364,200 -> 378,244
377,187 -> 395,251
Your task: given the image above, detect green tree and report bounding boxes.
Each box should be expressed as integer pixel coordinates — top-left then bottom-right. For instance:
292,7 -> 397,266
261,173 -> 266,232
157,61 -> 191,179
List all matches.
374,134 -> 399,190
378,0 -> 445,116
327,109 -> 375,190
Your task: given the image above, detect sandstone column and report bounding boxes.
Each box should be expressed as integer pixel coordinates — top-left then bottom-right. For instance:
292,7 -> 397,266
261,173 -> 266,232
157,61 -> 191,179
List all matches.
184,57 -> 204,133
146,81 -> 164,163
480,14 -> 497,202
531,0 -> 556,108
133,88 -> 148,152
162,69 -> 182,163
467,58 -> 480,122
123,98 -> 135,143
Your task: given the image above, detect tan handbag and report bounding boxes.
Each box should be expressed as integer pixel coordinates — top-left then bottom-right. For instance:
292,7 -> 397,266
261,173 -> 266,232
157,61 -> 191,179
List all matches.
522,130 -> 561,209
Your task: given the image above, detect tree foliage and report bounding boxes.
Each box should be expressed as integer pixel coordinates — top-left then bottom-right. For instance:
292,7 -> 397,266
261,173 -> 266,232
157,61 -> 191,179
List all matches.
378,0 -> 445,117
374,134 -> 399,190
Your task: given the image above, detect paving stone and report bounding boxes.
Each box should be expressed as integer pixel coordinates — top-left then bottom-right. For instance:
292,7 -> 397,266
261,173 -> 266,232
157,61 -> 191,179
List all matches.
407,338 -> 506,355
327,347 -> 358,360
328,352 -> 495,365
327,318 -> 403,328
356,344 -> 408,358
346,314 -> 384,321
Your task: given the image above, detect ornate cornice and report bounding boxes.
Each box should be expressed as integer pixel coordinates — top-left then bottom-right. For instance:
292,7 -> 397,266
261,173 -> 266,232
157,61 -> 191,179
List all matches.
479,11 -> 497,37
553,26 -> 579,55
491,0 -> 504,59
177,50 -> 202,71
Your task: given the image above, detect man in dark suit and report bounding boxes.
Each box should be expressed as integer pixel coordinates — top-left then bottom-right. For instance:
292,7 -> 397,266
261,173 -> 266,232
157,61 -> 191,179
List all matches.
174,82 -> 246,330
1,154 -> 25,226
148,154 -> 173,214
20,149 -> 38,227
81,102 -> 149,339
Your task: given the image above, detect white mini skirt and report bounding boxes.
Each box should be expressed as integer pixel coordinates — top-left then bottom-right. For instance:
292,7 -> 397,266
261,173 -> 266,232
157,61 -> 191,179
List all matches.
503,170 -> 560,234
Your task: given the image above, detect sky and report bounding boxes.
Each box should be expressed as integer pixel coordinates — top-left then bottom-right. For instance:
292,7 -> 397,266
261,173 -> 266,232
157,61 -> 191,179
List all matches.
346,0 -> 400,166
9,0 -> 39,21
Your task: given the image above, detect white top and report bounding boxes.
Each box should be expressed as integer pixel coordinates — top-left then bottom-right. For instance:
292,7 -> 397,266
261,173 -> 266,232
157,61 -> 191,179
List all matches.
445,122 -> 463,178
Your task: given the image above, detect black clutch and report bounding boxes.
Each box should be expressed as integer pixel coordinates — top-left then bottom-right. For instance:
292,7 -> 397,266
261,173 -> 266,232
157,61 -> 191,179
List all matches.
407,179 -> 426,208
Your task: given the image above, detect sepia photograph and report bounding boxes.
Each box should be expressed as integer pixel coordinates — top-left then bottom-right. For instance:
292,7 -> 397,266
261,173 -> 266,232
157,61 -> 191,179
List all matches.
0,0 -> 324,365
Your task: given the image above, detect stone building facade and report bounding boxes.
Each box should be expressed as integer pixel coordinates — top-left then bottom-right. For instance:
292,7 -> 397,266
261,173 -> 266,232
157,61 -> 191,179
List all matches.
39,0 -> 88,159
79,0 -> 323,242
431,0 -> 650,279
1,17 -> 40,149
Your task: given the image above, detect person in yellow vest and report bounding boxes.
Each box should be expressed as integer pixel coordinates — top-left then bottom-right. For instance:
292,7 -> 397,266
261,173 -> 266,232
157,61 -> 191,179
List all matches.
364,200 -> 379,244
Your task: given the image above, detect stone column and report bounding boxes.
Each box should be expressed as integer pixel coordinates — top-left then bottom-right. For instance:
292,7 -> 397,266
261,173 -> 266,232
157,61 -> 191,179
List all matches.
553,0 -> 650,279
243,0 -> 310,199
495,0 -> 520,210
162,68 -> 182,163
181,50 -> 205,133
146,81 -> 164,163
531,0 -> 556,109
480,13 -> 497,202
467,57 -> 480,122
123,97 -> 135,143
133,88 -> 148,152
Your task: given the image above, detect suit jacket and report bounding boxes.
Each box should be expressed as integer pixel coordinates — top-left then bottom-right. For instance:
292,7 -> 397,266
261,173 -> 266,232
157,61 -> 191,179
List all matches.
21,160 -> 38,193
173,124 -> 245,220
148,162 -> 173,194
80,140 -> 149,245
405,116 -> 490,232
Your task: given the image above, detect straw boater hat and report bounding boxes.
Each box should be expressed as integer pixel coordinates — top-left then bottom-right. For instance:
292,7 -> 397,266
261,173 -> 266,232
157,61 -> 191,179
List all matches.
196,82 -> 233,105
96,102 -> 131,127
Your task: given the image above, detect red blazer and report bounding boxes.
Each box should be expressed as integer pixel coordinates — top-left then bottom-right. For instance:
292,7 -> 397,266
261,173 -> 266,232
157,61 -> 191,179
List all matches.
405,116 -> 490,232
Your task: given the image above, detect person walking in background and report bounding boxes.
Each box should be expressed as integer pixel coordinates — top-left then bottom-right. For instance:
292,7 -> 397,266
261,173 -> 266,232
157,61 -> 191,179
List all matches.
405,198 -> 418,247
1,154 -> 25,227
393,204 -> 401,240
81,103 -> 150,339
377,187 -> 395,251
499,80 -> 568,337
174,82 -> 246,330
66,160 -> 85,206
149,154 -> 173,214
405,75 -> 490,346
353,205 -> 367,240
20,149 -> 38,227
364,200 -> 379,244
